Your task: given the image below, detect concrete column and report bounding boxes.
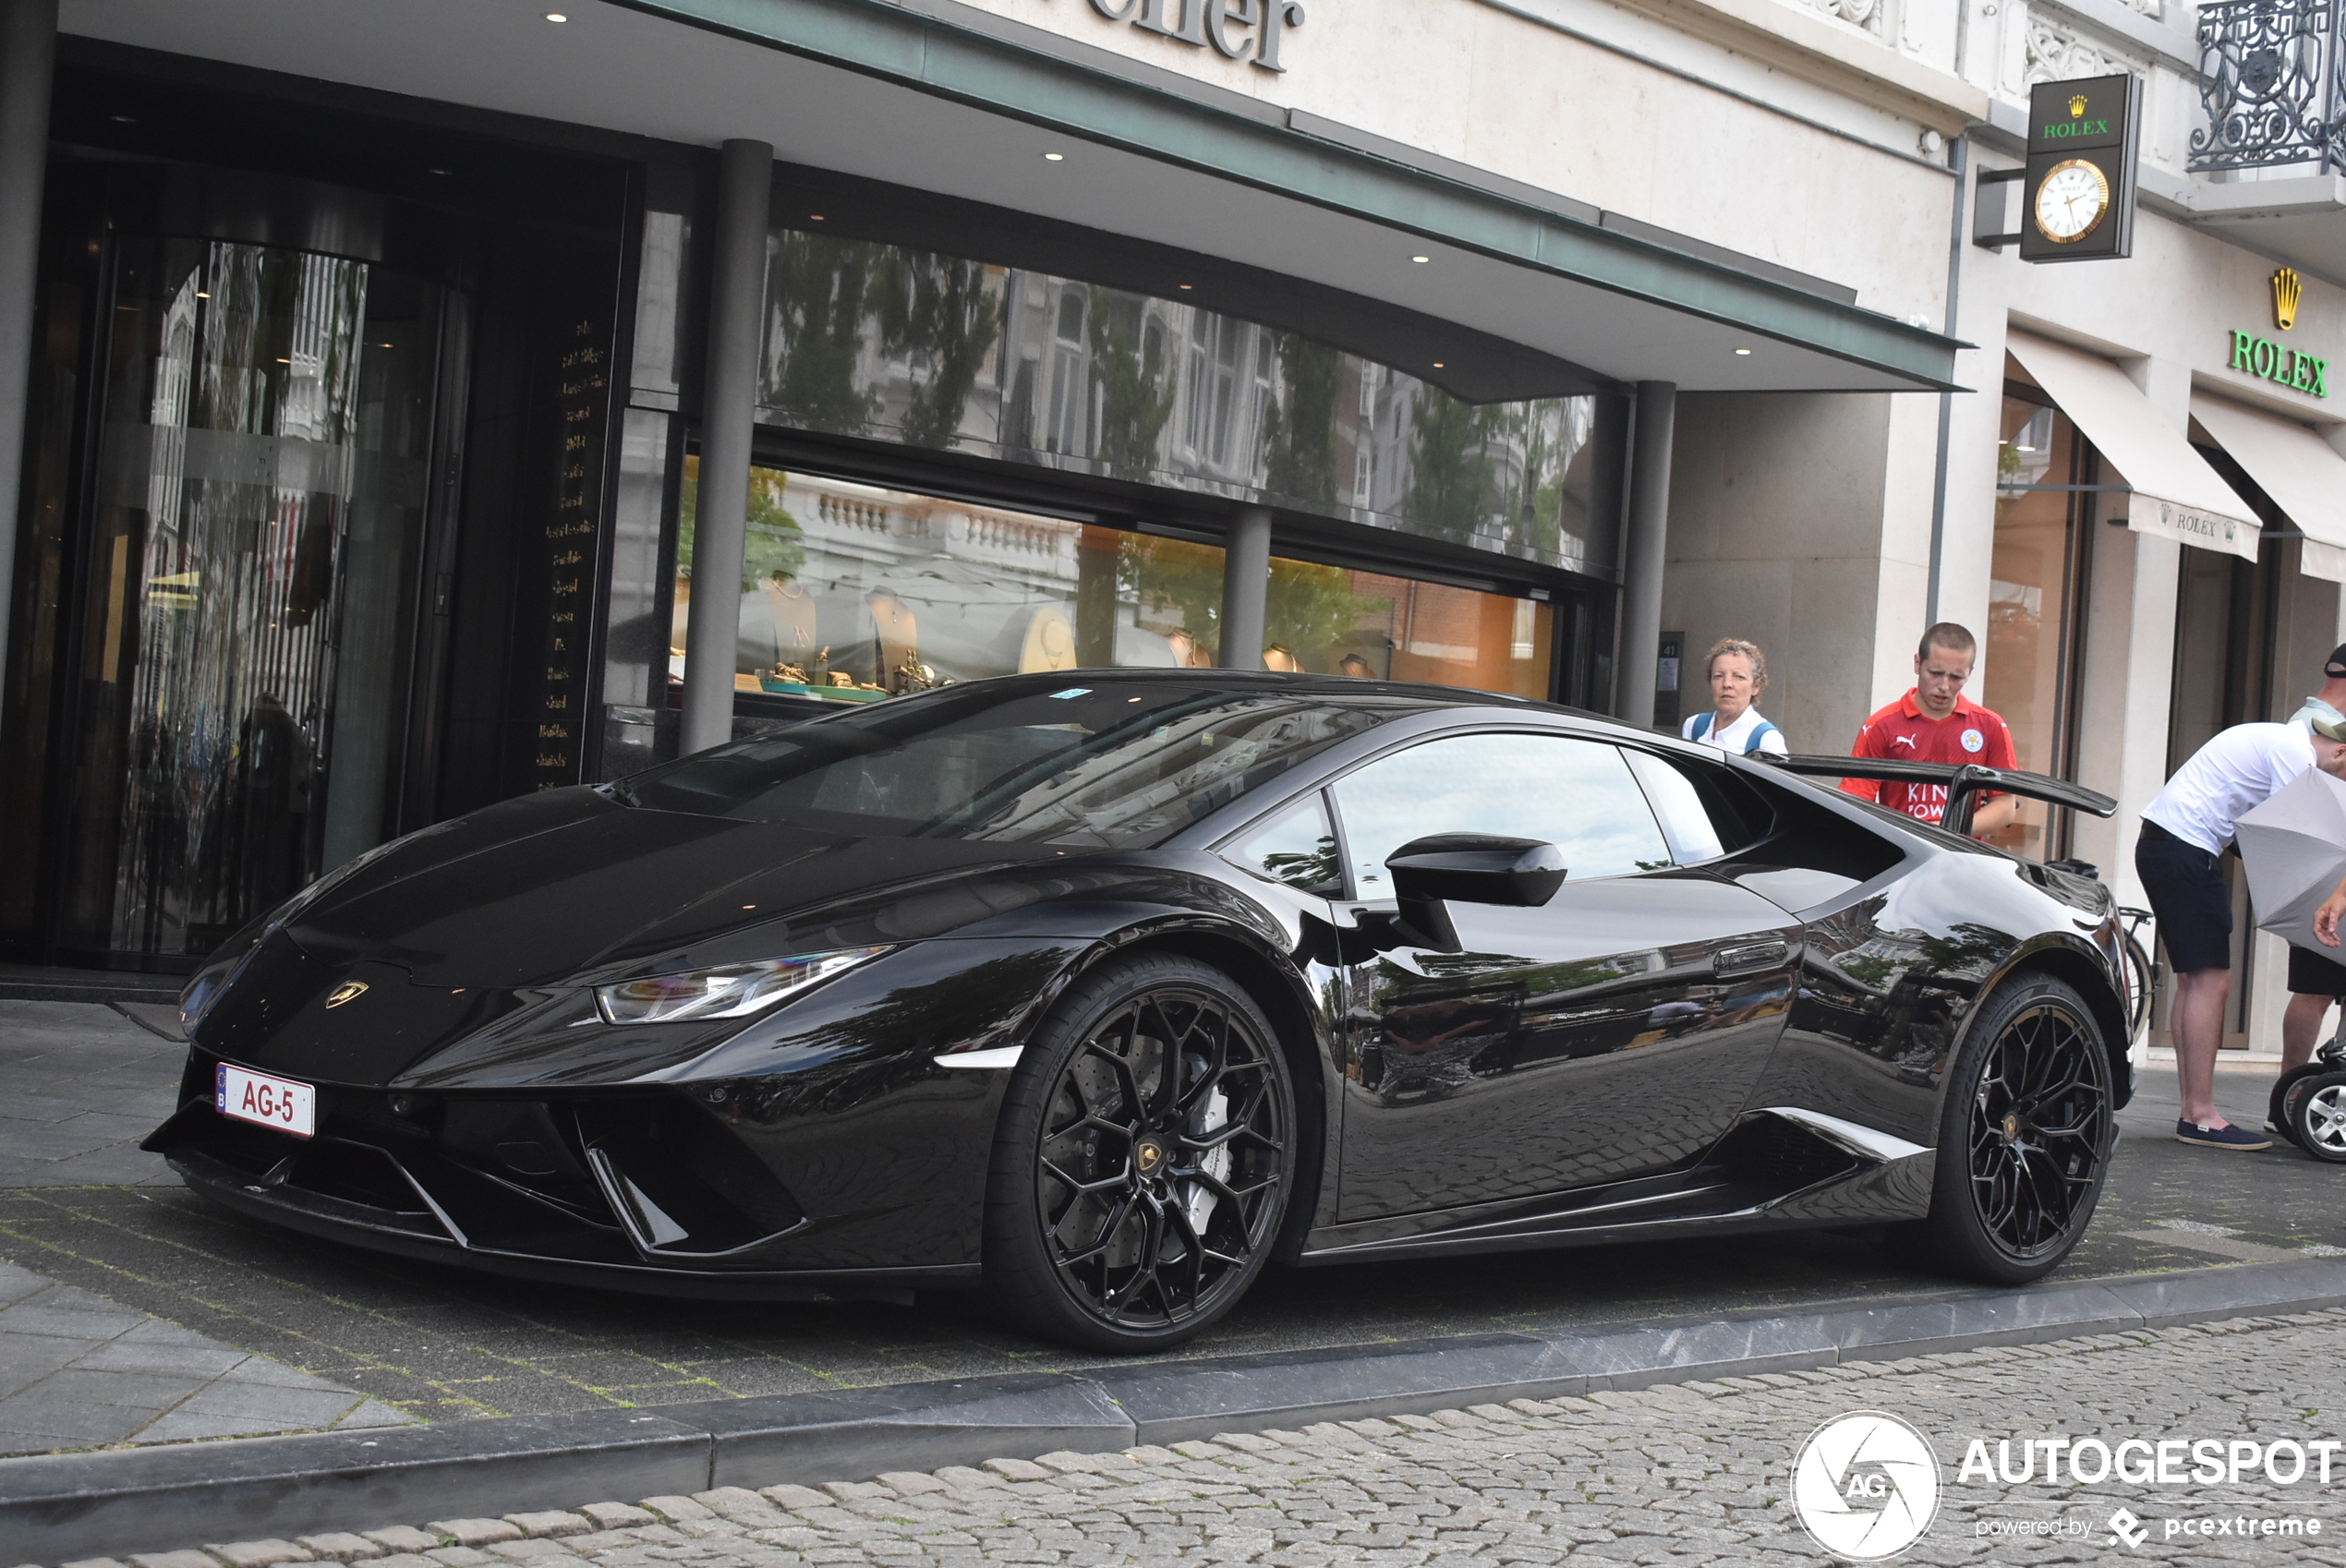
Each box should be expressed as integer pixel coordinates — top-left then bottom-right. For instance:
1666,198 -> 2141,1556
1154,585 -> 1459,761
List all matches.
0,0 -> 57,713
1616,381 -> 1676,729
1218,504 -> 1272,669
678,138 -> 772,756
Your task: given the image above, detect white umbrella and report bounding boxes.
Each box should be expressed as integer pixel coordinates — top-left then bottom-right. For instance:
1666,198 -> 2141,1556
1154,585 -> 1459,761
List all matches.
2237,766 -> 2346,951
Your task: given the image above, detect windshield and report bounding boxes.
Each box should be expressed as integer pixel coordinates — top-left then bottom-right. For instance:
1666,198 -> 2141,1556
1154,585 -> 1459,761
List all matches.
616,679 -> 1428,847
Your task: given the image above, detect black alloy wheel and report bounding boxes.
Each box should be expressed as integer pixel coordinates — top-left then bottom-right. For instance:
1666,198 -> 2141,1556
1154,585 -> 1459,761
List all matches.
984,952 -> 1295,1352
1895,973 -> 2113,1284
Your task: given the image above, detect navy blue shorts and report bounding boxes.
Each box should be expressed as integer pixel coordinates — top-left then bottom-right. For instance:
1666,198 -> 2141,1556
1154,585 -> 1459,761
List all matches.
2289,943 -> 2346,997
2135,820 -> 2232,973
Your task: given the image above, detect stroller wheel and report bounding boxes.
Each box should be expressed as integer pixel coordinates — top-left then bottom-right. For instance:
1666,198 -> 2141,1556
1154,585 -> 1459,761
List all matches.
2281,1071 -> 2346,1164
2268,1063 -> 2328,1149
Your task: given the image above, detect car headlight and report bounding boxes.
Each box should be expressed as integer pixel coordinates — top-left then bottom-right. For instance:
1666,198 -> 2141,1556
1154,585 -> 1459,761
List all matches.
594,947 -> 890,1025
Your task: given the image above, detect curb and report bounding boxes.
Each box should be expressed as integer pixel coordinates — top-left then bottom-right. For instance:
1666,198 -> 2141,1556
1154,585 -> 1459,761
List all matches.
6,1257 -> 2343,1562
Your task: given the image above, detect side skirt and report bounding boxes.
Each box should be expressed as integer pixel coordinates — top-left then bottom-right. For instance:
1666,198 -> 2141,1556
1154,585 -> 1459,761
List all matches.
1293,1109 -> 1934,1265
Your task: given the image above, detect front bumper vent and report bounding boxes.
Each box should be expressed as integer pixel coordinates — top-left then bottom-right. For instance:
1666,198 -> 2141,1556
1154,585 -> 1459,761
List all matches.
146,1061 -> 804,1268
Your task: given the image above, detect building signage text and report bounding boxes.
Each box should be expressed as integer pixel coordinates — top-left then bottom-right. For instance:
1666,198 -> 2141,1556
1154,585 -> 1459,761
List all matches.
2231,332 -> 2328,398
2232,270 -> 2326,398
1088,0 -> 1305,71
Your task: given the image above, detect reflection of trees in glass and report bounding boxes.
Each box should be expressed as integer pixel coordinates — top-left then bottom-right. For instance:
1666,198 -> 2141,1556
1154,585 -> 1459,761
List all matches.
678,457 -> 804,587
1088,291 -> 1177,482
1265,557 -> 1362,667
1119,535 -> 1224,652
1403,385 -> 1501,545
763,233 -> 881,433
872,253 -> 1000,449
1263,333 -> 1341,507
1263,835 -> 1341,892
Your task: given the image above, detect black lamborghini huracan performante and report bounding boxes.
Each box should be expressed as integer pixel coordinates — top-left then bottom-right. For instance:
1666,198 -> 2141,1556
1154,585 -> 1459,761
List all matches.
148,671 -> 2132,1351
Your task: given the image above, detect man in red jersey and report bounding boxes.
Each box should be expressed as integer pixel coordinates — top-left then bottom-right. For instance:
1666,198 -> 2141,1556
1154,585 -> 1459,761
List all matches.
1841,623 -> 2019,838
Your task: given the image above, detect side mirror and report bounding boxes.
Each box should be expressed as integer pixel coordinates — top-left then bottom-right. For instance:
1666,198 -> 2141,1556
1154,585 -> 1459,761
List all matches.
1385,834 -> 1567,907
1371,835 -> 1566,954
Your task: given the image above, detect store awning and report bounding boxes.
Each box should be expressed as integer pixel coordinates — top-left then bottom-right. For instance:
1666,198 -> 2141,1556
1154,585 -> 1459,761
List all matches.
2006,333 -> 2261,562
2189,395 -> 2346,584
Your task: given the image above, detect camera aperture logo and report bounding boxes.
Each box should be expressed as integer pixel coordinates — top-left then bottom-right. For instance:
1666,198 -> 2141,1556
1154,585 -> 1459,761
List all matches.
1794,1412 -> 1942,1560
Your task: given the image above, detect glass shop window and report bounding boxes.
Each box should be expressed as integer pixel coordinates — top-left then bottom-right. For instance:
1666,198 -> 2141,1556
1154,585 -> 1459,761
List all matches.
672,463 -> 1225,700
1980,385 -> 2094,862
1260,559 -> 1553,700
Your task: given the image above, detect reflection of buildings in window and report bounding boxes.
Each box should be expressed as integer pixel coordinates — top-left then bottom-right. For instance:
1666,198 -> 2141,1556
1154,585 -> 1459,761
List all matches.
1047,288 -> 1088,457
760,235 -> 1606,574
672,468 -> 1555,704
1983,389 -> 2086,861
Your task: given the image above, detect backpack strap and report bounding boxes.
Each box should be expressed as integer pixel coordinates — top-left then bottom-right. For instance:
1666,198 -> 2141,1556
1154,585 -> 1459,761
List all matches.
1743,721 -> 1780,756
1689,711 -> 1714,741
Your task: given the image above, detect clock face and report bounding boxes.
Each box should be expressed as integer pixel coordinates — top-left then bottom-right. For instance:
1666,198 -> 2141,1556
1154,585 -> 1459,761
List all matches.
2034,159 -> 2110,244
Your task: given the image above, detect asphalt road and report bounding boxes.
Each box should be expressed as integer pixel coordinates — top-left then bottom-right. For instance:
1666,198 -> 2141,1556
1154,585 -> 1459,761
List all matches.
2,1011 -> 2340,1428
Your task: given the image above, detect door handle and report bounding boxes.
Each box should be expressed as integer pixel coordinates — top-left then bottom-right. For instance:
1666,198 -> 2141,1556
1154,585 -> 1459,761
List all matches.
1713,938 -> 1790,976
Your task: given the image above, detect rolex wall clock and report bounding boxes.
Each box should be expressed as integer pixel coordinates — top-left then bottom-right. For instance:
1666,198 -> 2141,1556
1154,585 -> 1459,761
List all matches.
2033,158 -> 2110,244
2017,74 -> 2140,263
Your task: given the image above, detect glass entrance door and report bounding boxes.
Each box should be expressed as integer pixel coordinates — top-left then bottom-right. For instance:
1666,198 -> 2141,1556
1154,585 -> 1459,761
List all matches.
55,237 -> 441,960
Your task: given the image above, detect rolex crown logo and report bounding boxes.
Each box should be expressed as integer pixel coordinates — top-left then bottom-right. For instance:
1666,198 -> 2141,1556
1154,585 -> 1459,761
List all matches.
2069,93 -> 2088,116
2274,266 -> 2303,331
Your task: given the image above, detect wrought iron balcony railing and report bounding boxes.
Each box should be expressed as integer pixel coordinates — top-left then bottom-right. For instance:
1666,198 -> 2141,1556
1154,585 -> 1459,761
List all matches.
2192,0 -> 2345,172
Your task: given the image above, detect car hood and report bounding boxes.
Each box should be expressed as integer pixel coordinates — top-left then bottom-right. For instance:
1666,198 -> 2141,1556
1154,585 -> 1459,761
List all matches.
281,787 -> 1068,988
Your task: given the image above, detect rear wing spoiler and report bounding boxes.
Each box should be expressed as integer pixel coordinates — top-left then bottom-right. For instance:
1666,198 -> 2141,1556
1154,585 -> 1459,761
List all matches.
1754,754 -> 2116,837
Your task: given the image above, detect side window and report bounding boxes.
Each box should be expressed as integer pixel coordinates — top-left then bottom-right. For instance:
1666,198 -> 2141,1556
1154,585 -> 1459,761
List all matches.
1223,792 -> 1342,895
1623,750 -> 1725,864
1331,732 -> 1672,896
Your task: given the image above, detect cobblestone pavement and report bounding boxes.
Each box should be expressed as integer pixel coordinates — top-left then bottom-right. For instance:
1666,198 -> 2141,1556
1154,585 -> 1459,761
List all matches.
36,1309 -> 2346,1567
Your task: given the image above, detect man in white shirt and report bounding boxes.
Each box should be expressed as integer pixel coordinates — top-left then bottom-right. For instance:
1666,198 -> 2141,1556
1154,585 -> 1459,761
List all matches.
2138,715 -> 2346,1150
2279,645 -> 2346,1103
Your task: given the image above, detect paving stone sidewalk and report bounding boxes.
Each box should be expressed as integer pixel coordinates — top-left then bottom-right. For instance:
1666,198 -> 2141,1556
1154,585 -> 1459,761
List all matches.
0,1003 -> 183,1189
0,1260 -> 410,1456
37,1309 -> 2346,1566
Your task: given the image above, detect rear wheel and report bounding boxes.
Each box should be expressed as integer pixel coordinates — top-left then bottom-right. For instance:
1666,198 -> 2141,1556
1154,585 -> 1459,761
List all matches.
983,952 -> 1295,1352
1893,972 -> 2113,1285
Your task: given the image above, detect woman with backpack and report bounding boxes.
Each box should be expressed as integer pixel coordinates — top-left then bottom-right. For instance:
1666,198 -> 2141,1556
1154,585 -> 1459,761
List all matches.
1680,638 -> 1787,756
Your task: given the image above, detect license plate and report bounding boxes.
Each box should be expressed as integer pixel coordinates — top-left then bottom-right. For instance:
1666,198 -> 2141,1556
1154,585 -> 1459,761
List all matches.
216,1064 -> 316,1139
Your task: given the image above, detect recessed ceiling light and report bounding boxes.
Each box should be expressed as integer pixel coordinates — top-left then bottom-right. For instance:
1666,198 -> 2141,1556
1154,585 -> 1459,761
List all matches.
1043,151 -> 1066,162
1410,255 -> 1431,264
808,213 -> 824,221
544,11 -> 567,19
1178,283 -> 1192,291
428,167 -> 451,175
378,342 -> 394,348
195,291 -> 210,299
1432,361 -> 1445,368
1734,347 -> 1752,356
111,115 -> 136,124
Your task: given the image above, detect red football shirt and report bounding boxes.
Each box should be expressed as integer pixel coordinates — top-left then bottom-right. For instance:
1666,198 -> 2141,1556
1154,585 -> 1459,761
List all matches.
1841,690 -> 2018,823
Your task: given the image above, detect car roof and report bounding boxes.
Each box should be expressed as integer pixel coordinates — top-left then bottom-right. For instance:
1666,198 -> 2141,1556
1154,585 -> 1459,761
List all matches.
946,667 -> 1624,730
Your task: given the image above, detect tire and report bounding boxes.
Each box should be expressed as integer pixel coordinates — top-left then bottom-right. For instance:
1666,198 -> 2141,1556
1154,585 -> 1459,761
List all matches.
2267,1064 -> 2326,1150
982,951 -> 1296,1352
2281,1071 -> 2346,1164
2122,935 -> 2156,1045
1892,972 -> 2115,1285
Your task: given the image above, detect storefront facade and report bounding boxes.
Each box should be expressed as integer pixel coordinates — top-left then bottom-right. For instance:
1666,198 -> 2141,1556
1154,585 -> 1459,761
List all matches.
0,0 -> 1974,974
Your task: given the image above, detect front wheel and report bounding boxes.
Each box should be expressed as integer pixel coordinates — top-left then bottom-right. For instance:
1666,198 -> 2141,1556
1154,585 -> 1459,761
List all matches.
2280,1071 -> 2346,1163
982,952 -> 1295,1352
1891,972 -> 2114,1285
